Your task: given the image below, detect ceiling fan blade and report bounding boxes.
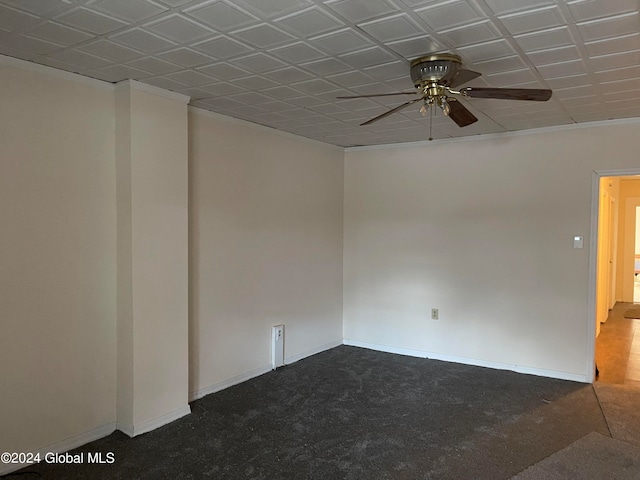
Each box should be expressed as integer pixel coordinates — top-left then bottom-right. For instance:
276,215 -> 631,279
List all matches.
447,99 -> 478,127
449,68 -> 482,88
460,87 -> 552,101
361,98 -> 423,126
337,91 -> 418,99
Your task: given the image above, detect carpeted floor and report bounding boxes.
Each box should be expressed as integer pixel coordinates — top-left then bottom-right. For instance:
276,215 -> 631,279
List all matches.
6,346 -> 638,479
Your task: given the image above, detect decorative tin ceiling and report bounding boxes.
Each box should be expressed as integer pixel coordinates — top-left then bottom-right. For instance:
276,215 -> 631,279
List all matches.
1,0 -> 639,146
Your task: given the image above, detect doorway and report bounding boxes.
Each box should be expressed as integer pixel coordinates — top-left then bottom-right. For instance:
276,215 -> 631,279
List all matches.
635,206 -> 640,303
593,173 -> 640,384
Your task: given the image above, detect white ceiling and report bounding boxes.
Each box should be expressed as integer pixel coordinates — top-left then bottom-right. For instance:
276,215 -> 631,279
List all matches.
2,0 -> 640,147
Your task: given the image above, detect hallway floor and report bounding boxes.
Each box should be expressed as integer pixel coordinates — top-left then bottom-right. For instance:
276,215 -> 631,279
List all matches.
596,302 -> 640,387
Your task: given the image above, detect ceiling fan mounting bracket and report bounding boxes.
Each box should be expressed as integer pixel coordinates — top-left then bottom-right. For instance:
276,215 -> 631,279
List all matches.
410,53 -> 463,87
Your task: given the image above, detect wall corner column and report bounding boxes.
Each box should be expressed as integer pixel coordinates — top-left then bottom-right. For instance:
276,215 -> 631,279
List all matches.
115,80 -> 191,436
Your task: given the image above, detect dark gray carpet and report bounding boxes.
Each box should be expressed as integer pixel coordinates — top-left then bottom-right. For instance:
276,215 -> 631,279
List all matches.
9,346 -> 610,480
511,432 -> 640,479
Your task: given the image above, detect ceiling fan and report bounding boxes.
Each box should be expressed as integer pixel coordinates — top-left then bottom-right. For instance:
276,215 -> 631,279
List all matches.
337,53 -> 552,139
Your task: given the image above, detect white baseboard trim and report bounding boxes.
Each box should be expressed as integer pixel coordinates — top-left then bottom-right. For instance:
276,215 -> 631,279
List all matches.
0,422 -> 117,476
285,339 -> 343,365
343,339 -> 587,383
118,405 -> 191,438
189,340 -> 344,402
189,364 -> 272,402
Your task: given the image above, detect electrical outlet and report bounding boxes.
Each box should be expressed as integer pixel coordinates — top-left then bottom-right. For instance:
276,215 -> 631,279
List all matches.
431,308 -> 439,320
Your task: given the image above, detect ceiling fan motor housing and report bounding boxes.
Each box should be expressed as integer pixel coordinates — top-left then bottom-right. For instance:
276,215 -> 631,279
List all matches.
410,53 -> 462,87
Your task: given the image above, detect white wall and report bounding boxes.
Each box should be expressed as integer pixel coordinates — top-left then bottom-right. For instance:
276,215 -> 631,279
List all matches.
344,121 -> 640,381
0,59 -> 117,454
116,82 -> 191,436
189,109 -> 344,398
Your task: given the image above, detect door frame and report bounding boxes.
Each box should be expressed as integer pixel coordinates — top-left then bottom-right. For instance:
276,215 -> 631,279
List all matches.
588,169 -> 640,382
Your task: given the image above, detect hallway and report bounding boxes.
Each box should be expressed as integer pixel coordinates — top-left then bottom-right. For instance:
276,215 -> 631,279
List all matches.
596,302 -> 640,387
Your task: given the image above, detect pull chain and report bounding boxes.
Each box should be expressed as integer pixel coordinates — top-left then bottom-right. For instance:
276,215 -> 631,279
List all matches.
428,101 -> 433,141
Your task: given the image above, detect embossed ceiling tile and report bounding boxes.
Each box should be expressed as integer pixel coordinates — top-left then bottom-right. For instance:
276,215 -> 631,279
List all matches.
184,1 -> 258,32
191,36 -> 253,59
165,69 -> 217,86
568,0 -> 638,22
601,77 -> 640,94
338,46 -> 397,69
94,64 -> 152,82
348,81 -> 400,97
298,57 -> 352,76
228,91 -> 274,105
544,74 -> 590,89
484,0 -> 554,16
0,42 -> 35,61
0,32 -> 63,55
498,6 -> 566,36
262,66 -> 313,83
415,0 -> 485,31
474,55 -> 527,75
437,20 -> 501,46
49,48 -> 113,69
0,4 -> 40,32
90,0 -> 168,23
197,62 -> 251,80
261,85 -> 306,99
590,51 -> 640,73
159,48 -> 215,67
269,41 -> 326,63
78,39 -> 141,62
240,0 -> 313,18
308,102 -> 347,115
2,0 -> 72,16
199,81 -> 248,96
514,26 -> 576,53
33,56 -> 83,71
457,39 -> 516,63
576,12 -> 640,43
363,60 -> 409,82
562,93 -> 601,105
156,0 -> 192,6
596,64 -> 640,83
127,56 -> 182,75
485,68 -> 537,86
326,70 -> 375,88
358,14 -> 425,43
233,75 -> 280,90
172,86 -> 211,98
144,14 -> 213,44
110,28 -> 177,54
525,45 -> 581,65
323,0 -> 399,23
385,35 -> 444,59
552,84 -> 597,99
258,100 -> 298,112
275,6 -> 344,38
291,78 -> 339,94
233,52 -> 288,73
311,28 -> 374,55
231,23 -> 295,48
585,33 -> 640,57
56,8 -> 128,35
25,21 -> 93,46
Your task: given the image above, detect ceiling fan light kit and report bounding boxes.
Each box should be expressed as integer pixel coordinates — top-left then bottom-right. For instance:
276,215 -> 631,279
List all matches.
337,53 -> 553,140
